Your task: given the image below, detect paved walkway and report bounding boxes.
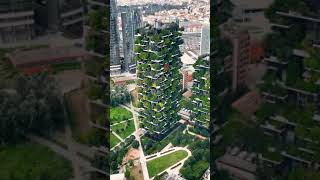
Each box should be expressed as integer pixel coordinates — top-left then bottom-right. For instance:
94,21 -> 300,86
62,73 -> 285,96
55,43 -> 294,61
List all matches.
112,131 -> 125,142
129,102 -> 150,180
161,143 -> 173,152
186,126 -> 208,140
145,147 -> 191,162
120,104 -> 139,115
111,119 -> 133,126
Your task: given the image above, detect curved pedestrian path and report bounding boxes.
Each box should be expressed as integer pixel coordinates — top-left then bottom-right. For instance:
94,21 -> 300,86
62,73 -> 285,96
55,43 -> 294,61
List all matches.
146,147 -> 192,179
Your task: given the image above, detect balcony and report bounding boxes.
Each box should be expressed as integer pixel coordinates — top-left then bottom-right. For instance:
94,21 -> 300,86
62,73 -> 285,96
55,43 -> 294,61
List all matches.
0,19 -> 34,28
259,151 -> 283,165
276,11 -> 320,23
0,10 -> 33,19
260,121 -> 285,134
88,0 -> 107,7
270,115 -> 297,127
62,17 -> 83,26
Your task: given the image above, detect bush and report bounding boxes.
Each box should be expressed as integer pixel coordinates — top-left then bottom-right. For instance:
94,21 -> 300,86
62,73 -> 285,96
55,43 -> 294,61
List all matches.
132,140 -> 140,149
110,85 -> 131,106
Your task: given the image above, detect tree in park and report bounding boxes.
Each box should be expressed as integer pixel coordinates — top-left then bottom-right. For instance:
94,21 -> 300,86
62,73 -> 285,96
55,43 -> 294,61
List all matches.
0,73 -> 64,144
132,140 -> 140,149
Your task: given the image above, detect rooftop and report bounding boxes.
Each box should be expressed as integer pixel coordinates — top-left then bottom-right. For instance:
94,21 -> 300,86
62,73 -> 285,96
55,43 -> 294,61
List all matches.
9,46 -> 86,66
231,0 -> 274,10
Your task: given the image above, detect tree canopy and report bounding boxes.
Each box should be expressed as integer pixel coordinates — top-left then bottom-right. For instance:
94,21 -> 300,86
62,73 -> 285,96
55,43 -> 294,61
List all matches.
0,73 -> 64,144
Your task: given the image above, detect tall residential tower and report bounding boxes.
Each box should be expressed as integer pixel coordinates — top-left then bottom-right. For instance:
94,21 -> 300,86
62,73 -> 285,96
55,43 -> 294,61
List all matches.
190,55 -> 210,128
121,8 -> 142,73
136,23 -> 184,139
0,0 -> 35,43
110,0 -> 121,74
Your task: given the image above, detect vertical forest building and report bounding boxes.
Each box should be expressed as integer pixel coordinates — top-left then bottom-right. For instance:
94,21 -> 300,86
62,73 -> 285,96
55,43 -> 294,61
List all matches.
135,23 -> 184,140
190,55 -> 210,128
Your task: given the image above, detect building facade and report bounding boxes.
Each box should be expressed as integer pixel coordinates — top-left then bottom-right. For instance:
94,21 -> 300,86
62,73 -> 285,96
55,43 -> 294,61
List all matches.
0,0 -> 35,44
33,0 -> 84,35
200,24 -> 210,55
136,23 -> 183,139
190,55 -> 210,128
110,0 -> 121,74
221,21 -> 250,92
121,8 -> 142,73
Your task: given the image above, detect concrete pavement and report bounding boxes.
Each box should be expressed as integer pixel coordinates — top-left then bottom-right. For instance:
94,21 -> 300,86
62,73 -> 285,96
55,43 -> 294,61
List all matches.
130,102 -> 150,180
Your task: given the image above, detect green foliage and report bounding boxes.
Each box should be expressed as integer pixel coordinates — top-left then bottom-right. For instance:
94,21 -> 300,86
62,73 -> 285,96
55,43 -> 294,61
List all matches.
87,82 -> 103,100
213,170 -> 232,180
0,73 -> 64,144
110,85 -> 131,106
264,24 -> 305,58
132,140 -> 140,149
288,168 -> 320,180
265,0 -> 310,21
111,120 -> 135,139
51,62 -> 81,73
147,150 -> 188,177
125,167 -> 131,178
84,58 -> 104,77
286,60 -> 301,85
110,107 -> 133,124
110,133 -> 121,148
180,141 -> 209,180
0,143 -> 73,180
141,125 -> 194,155
135,23 -> 183,136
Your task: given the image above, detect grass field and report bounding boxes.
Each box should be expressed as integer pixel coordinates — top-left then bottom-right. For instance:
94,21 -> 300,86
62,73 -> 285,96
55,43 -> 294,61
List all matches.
110,133 -> 121,148
0,142 -> 73,180
110,107 -> 133,124
111,120 -> 135,139
147,150 -> 188,177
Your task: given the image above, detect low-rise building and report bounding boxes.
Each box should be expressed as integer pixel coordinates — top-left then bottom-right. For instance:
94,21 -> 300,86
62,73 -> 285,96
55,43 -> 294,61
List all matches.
216,148 -> 258,180
8,46 -> 86,74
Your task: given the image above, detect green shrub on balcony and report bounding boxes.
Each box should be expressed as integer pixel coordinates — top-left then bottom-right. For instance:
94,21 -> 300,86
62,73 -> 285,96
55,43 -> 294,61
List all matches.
135,23 -> 183,138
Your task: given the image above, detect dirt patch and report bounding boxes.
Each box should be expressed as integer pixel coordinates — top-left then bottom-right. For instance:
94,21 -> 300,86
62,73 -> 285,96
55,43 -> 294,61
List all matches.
65,88 -> 91,144
54,70 -> 85,94
123,148 -> 140,165
129,161 -> 144,180
131,88 -> 139,107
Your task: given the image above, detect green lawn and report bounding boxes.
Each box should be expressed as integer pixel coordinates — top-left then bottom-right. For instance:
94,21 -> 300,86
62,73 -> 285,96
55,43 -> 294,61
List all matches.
0,142 -> 73,180
110,107 -> 133,124
111,120 -> 135,139
110,133 -> 121,148
147,150 -> 188,177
